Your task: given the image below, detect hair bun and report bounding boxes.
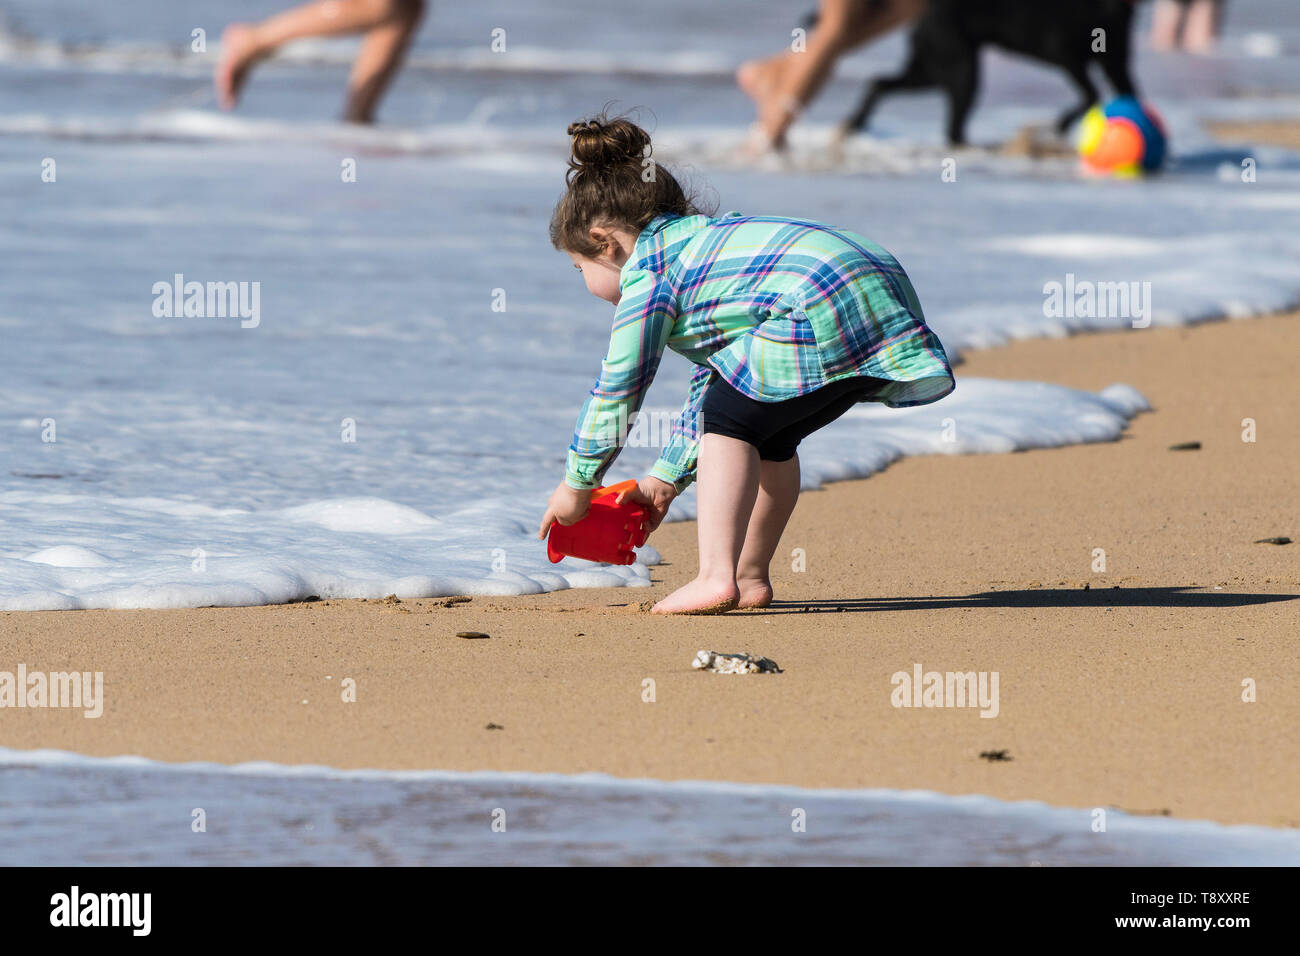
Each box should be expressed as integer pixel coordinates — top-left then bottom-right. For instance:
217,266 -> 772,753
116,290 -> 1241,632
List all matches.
567,116 -> 650,173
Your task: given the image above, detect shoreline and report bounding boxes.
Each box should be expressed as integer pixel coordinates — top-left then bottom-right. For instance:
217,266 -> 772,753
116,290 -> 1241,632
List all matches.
3,741 -> 1298,839
3,308 -> 1298,829
9,744 -> 1299,867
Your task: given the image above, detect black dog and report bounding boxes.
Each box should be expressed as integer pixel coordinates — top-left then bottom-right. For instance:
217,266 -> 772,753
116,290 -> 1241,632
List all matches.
836,0 -> 1142,145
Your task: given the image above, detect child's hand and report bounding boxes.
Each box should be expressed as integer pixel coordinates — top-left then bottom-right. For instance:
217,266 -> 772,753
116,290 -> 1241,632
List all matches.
614,476 -> 677,533
538,483 -> 593,539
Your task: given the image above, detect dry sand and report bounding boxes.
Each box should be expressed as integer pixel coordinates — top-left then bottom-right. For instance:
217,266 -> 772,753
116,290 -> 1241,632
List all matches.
3,308 -> 1297,828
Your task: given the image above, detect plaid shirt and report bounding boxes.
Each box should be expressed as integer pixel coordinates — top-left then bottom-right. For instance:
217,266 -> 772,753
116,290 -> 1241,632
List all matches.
565,212 -> 956,493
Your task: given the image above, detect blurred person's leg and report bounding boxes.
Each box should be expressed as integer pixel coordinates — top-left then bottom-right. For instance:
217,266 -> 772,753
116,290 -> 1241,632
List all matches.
1181,0 -> 1225,53
1150,0 -> 1186,51
343,1 -> 426,122
216,0 -> 427,123
739,0 -> 927,150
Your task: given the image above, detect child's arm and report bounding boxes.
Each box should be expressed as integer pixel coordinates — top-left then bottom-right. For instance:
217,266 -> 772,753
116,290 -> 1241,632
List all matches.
602,365 -> 711,536
564,269 -> 677,490
646,362 -> 713,494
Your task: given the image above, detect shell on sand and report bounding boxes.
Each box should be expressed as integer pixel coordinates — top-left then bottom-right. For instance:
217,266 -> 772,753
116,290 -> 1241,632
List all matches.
693,650 -> 782,674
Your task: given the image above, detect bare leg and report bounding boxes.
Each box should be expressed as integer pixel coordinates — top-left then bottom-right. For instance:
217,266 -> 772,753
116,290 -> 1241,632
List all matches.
735,455 -> 802,609
1181,0 -> 1223,53
739,0 -> 927,150
1149,0 -> 1186,51
651,434 -> 759,615
216,0 -> 426,122
736,51 -> 788,105
343,1 -> 426,122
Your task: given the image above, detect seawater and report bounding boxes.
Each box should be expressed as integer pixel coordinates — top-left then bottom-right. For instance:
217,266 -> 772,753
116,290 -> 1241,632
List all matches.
2,749 -> 1297,865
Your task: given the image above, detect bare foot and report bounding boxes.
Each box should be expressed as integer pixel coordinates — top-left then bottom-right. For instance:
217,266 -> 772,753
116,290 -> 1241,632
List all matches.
741,99 -> 801,156
736,55 -> 784,105
736,59 -> 765,101
216,24 -> 264,111
651,578 -> 740,615
737,55 -> 797,152
736,577 -> 773,610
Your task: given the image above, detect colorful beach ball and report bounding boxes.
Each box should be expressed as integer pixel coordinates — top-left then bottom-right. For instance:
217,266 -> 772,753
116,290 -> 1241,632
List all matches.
1078,96 -> 1167,177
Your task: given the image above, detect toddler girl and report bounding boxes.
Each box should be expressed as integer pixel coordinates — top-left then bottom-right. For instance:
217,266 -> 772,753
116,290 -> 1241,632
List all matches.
537,116 -> 955,614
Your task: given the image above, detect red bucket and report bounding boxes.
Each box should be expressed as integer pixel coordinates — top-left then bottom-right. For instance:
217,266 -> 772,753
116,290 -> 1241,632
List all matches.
546,479 -> 650,565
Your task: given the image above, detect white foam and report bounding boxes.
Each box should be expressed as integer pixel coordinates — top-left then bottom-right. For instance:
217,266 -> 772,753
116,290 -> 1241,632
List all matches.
23,545 -> 112,567
0,377 -> 1140,610
986,234 -> 1169,259
279,498 -> 442,534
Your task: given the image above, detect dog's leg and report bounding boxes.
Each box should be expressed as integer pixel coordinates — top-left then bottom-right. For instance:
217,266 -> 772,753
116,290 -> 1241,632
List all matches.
940,52 -> 979,147
1096,23 -> 1138,99
839,53 -> 931,138
1055,62 -> 1100,136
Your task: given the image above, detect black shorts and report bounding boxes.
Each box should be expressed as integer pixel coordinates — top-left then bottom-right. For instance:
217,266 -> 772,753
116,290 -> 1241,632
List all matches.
699,373 -> 889,462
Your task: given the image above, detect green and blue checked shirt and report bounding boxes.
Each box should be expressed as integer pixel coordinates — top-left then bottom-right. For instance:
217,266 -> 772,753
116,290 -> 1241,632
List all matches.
565,212 -> 956,493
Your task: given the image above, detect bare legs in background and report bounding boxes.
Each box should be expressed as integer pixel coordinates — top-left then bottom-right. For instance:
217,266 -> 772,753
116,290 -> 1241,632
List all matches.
737,0 -> 927,150
216,0 -> 427,123
1150,0 -> 1226,54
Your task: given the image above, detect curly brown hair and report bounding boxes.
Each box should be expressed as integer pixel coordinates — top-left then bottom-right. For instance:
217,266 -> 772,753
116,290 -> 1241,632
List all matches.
548,114 -> 711,257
